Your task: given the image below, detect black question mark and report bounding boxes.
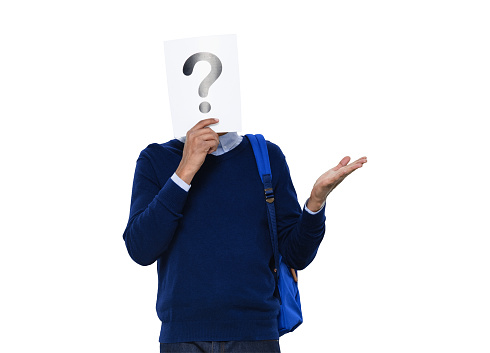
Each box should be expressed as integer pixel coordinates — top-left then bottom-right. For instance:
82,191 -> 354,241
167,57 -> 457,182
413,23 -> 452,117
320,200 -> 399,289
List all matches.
183,52 -> 222,113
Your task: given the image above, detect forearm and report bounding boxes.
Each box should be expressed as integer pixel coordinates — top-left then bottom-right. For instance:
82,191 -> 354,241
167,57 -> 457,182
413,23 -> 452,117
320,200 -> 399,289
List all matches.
175,163 -> 196,185
279,204 -> 326,271
123,177 -> 188,266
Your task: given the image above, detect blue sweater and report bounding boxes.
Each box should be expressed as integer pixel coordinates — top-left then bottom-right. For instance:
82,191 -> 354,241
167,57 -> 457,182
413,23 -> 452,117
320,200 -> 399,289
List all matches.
123,135 -> 326,343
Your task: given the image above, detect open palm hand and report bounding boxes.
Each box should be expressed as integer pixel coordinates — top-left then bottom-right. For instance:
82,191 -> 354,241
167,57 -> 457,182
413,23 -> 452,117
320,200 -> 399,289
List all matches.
309,156 -> 368,204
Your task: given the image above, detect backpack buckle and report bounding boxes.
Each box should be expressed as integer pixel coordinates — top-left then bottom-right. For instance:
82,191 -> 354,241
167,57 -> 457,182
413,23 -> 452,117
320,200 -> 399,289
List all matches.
264,187 -> 274,203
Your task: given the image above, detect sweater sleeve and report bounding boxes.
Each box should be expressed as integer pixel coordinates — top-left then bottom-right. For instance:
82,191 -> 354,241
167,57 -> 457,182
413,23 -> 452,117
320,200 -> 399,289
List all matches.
122,151 -> 189,266
274,156 -> 326,271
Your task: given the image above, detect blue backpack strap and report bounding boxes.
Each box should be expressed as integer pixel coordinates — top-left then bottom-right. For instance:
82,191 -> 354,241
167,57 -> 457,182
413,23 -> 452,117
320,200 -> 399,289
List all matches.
245,134 -> 274,202
246,134 -> 304,335
245,134 -> 281,304
248,134 -> 271,179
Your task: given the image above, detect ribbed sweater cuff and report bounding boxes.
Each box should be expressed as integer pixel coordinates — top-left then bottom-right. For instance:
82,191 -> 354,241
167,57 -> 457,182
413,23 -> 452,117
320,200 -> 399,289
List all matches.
299,202 -> 326,234
155,177 -> 189,215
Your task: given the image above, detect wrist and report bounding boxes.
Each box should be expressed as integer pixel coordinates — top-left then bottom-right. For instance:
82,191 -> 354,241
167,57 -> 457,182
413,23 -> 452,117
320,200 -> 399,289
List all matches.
175,165 -> 195,185
307,196 -> 326,213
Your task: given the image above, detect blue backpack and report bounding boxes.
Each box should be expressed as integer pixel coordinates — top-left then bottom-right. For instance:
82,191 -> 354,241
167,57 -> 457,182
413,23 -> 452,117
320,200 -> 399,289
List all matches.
245,134 -> 303,336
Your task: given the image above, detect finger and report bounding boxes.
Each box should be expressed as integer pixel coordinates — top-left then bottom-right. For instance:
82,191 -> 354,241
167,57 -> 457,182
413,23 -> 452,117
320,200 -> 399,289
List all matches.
344,156 -> 367,170
334,159 -> 363,179
328,157 -> 367,190
197,131 -> 219,148
340,161 -> 366,179
188,128 -> 220,147
190,118 -> 219,132
193,129 -> 219,141
205,140 -> 219,154
333,156 -> 350,171
354,157 -> 367,168
345,162 -> 363,175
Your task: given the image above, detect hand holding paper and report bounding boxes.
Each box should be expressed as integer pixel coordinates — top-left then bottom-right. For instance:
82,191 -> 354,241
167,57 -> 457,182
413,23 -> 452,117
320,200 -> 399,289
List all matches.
175,118 -> 221,185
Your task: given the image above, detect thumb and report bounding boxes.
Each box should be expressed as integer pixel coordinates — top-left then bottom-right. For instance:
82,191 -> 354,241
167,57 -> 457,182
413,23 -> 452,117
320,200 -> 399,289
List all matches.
333,156 -> 350,171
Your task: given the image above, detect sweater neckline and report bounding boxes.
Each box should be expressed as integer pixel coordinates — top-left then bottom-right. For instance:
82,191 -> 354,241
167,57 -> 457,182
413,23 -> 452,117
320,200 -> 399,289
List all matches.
172,134 -> 249,163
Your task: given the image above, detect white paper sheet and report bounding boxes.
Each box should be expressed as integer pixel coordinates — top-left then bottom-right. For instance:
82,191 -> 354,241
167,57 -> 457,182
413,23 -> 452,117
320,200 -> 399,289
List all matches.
164,34 -> 242,138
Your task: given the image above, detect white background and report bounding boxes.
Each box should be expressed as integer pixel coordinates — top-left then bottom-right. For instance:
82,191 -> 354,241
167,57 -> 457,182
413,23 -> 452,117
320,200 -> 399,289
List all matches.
1,1 -> 489,352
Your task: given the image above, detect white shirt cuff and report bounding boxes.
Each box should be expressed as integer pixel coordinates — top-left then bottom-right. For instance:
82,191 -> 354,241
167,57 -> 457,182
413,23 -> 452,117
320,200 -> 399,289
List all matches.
304,197 -> 326,215
171,172 -> 191,192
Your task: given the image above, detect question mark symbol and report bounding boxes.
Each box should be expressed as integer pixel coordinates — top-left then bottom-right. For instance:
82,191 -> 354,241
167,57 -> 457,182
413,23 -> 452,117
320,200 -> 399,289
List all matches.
183,52 -> 222,113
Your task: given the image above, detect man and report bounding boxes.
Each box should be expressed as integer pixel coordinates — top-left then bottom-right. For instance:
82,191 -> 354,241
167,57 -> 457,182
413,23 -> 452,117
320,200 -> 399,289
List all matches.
123,118 -> 367,352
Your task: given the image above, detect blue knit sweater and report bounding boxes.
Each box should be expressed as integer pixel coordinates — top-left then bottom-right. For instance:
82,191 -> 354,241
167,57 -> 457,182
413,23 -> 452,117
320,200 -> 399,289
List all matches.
123,136 -> 326,343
